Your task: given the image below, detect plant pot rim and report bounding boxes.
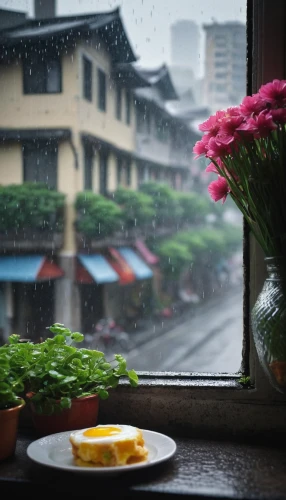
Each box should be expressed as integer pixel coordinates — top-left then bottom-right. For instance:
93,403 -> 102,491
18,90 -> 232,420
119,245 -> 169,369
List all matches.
0,400 -> 25,413
26,392 -> 98,403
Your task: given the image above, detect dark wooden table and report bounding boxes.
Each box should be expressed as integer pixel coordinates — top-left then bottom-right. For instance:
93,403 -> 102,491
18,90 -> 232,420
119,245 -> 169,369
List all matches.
1,431 -> 286,499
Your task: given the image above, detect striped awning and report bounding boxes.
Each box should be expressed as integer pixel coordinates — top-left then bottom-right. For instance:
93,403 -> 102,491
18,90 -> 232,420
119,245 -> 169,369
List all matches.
76,254 -> 119,284
117,247 -> 153,280
0,255 -> 64,282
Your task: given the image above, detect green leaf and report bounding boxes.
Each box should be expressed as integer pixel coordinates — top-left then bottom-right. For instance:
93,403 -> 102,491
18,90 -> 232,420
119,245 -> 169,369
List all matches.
60,397 -> 71,409
71,333 -> 84,342
59,376 -> 77,385
97,388 -> 109,400
127,369 -> 139,387
8,334 -> 20,344
48,370 -> 65,379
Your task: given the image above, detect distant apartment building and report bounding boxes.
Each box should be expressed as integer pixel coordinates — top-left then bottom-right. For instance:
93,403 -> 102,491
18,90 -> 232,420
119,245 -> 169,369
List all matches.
170,20 -> 200,75
133,64 -> 197,191
203,21 -> 247,113
169,20 -> 202,106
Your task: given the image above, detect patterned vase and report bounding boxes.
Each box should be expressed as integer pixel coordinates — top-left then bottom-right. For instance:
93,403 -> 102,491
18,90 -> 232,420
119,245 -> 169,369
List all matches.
251,257 -> 286,394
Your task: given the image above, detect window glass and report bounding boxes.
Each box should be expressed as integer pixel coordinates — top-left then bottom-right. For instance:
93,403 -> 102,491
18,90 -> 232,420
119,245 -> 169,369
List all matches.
83,56 -> 92,102
126,90 -> 131,125
98,68 -> 106,111
116,86 -> 122,120
84,143 -> 93,190
0,0 -> 246,376
23,141 -> 57,189
117,157 -> 122,186
99,152 -> 108,195
23,53 -> 61,94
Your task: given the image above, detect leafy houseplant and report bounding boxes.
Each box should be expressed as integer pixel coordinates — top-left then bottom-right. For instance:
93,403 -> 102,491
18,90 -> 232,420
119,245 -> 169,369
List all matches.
0,338 -> 26,460
8,323 -> 138,435
193,78 -> 286,394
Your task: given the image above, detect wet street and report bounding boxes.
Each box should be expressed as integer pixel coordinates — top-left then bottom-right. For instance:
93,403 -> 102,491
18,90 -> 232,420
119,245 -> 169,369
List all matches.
125,285 -> 243,373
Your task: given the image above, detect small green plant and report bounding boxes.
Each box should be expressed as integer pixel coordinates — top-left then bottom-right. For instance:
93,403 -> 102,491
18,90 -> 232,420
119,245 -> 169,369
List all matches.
10,323 -> 138,415
0,335 -> 26,410
238,375 -> 252,387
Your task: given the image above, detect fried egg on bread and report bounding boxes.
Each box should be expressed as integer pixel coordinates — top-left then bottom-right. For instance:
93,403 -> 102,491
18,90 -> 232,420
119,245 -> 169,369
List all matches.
69,424 -> 149,467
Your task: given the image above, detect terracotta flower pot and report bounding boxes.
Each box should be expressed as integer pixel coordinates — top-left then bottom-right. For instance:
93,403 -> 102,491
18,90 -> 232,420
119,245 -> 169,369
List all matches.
0,401 -> 25,461
26,393 -> 99,436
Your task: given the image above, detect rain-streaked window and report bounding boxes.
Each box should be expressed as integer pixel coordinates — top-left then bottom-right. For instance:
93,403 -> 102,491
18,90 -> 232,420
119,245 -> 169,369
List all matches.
0,0 -> 246,376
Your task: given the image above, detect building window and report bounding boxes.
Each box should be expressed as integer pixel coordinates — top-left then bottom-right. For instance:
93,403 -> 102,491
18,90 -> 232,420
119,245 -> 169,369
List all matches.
126,90 -> 131,125
126,161 -> 131,186
83,56 -> 92,102
84,144 -> 93,190
155,115 -> 169,142
136,104 -> 151,134
99,152 -> 108,195
23,54 -> 61,94
115,86 -> 122,120
215,61 -> 228,69
214,51 -> 226,58
117,157 -> 123,186
98,69 -> 106,111
23,141 -> 58,189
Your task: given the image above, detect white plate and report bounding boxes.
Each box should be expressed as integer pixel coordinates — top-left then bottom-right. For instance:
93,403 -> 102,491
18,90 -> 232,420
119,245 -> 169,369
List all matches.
27,429 -> 177,475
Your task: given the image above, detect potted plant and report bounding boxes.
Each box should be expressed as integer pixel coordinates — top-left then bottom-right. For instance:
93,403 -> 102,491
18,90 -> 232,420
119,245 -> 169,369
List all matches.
20,323 -> 138,436
0,337 -> 26,461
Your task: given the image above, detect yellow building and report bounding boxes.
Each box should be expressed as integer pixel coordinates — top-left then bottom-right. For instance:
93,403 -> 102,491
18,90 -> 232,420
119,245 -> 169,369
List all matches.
0,7 -> 154,339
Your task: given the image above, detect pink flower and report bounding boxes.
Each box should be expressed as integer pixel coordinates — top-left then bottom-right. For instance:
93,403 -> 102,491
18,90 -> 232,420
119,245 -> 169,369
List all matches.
259,79 -> 286,107
206,136 -> 230,159
239,93 -> 266,117
219,115 -> 245,144
237,110 -> 277,138
208,177 -> 230,204
193,135 -> 209,159
270,108 -> 286,124
206,162 -> 219,174
225,106 -> 241,116
198,110 -> 226,136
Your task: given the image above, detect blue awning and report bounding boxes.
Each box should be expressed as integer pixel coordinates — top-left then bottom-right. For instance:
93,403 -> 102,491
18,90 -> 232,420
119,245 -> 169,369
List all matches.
117,247 -> 153,280
77,254 -> 119,284
0,255 -> 64,282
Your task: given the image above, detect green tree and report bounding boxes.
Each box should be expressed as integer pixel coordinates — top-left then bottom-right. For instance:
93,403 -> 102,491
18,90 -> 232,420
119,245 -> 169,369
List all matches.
75,192 -> 122,238
112,186 -> 155,229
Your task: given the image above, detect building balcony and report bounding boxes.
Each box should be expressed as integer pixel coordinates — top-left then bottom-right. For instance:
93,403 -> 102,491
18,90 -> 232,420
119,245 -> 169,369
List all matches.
0,230 -> 64,251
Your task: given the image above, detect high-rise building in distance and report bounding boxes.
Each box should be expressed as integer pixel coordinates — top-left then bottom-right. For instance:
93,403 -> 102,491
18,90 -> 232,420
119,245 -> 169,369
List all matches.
203,21 -> 246,113
170,20 -> 200,74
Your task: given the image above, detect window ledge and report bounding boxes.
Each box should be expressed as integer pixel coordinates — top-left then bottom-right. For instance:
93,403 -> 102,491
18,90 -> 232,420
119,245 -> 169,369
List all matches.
1,432 -> 286,499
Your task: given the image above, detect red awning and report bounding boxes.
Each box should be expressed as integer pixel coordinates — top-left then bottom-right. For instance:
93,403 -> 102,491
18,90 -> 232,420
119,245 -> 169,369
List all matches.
107,247 -> 135,285
36,257 -> 64,280
134,239 -> 159,265
75,261 -> 94,284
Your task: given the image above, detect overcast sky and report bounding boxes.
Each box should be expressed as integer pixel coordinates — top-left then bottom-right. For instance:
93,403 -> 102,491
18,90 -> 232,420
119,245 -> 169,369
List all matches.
0,0 -> 246,75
